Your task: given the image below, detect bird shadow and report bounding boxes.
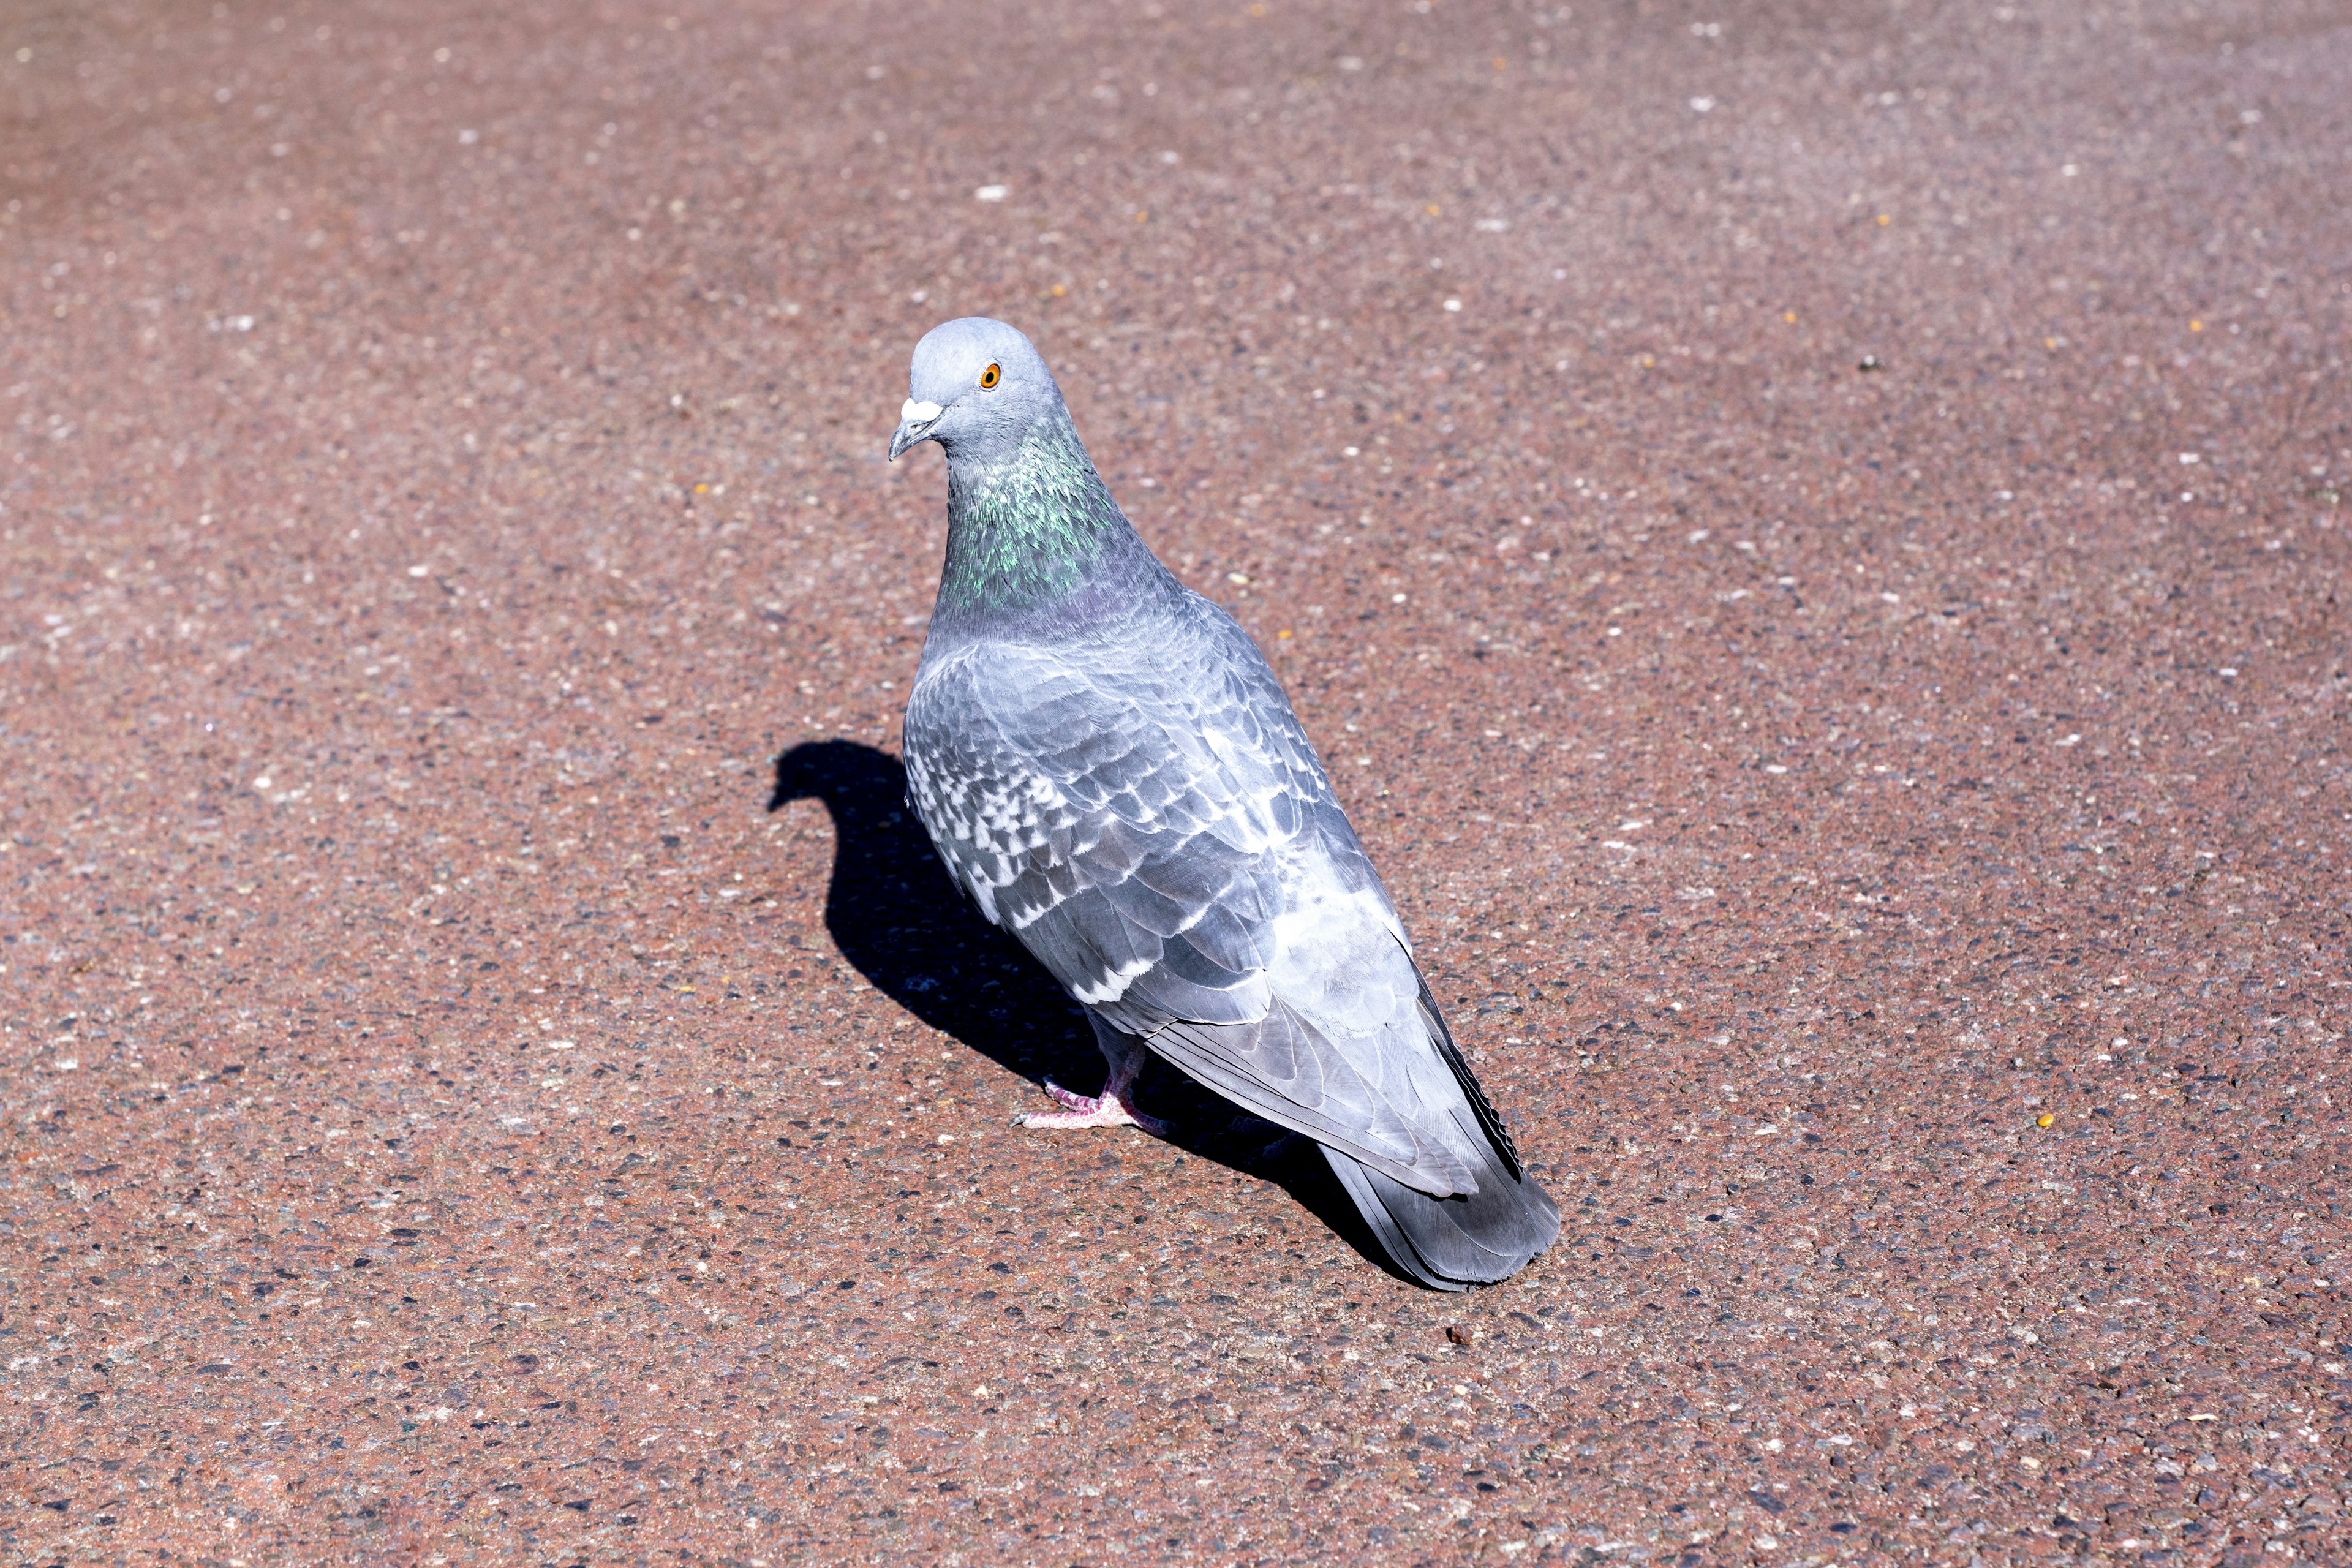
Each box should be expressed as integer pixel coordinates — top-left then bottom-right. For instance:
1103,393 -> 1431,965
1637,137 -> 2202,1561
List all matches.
767,737 -> 1415,1286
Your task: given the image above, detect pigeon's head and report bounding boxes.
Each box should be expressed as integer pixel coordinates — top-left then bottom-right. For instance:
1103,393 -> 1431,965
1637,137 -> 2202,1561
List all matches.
888,317 -> 1063,462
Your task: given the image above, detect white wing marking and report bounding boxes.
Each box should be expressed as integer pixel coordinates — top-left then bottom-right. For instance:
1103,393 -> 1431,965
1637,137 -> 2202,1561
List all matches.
1072,954 -> 1157,1005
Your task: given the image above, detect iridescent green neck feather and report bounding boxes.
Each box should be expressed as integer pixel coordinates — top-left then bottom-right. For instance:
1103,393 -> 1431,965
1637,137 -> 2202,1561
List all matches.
935,413 -> 1147,621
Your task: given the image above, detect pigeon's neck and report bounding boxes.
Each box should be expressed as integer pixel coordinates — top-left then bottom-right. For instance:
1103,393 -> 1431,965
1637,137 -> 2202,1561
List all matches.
933,412 -> 1161,627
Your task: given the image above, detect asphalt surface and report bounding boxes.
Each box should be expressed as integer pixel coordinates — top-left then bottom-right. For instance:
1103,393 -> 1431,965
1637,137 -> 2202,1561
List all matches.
4,1 -> 2348,1562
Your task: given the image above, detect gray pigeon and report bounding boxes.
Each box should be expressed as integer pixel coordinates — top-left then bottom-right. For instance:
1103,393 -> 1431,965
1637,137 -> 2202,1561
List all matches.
888,318 -> 1559,1289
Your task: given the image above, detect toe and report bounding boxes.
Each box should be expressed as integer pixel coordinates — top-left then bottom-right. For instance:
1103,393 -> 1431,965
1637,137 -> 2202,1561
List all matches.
1041,1079 -> 1102,1114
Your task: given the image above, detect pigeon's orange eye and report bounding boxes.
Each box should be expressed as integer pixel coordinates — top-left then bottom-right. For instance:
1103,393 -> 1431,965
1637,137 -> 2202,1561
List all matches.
979,363 -> 1001,390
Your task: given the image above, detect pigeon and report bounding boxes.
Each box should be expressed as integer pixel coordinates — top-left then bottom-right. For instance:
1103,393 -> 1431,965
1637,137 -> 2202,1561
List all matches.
887,318 -> 1559,1289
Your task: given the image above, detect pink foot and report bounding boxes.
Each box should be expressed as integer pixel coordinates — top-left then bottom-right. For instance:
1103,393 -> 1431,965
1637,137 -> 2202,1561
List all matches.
1015,1078 -> 1173,1137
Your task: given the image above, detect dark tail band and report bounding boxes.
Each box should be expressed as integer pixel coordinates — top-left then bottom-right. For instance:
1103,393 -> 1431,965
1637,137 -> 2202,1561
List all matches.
1323,1128 -> 1560,1290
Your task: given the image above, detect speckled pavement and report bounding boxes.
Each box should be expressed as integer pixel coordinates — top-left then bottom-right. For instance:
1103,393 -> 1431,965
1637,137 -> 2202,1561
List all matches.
3,1 -> 2346,1563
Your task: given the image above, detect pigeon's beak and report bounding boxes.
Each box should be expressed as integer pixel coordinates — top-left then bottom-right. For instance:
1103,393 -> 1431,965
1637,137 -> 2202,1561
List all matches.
888,398 -> 943,462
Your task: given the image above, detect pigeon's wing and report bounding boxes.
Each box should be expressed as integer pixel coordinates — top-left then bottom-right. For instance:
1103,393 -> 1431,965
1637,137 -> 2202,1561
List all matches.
903,617 -> 1321,1026
903,611 -> 1488,1193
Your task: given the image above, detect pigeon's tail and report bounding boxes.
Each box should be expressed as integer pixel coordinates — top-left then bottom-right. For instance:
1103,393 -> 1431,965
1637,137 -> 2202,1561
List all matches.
1322,1131 -> 1561,1291
1316,963 -> 1559,1289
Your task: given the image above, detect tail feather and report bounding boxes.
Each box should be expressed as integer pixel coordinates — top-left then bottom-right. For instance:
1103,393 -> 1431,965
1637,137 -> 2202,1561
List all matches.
1323,1128 -> 1560,1291
1412,967 -> 1523,1180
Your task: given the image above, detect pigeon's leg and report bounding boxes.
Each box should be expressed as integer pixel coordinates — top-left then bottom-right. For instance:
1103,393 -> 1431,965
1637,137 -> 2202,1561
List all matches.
1017,1017 -> 1173,1136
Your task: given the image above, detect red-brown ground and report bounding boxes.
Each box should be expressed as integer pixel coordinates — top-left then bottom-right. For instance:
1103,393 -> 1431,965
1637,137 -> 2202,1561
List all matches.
3,1 -> 2346,1563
